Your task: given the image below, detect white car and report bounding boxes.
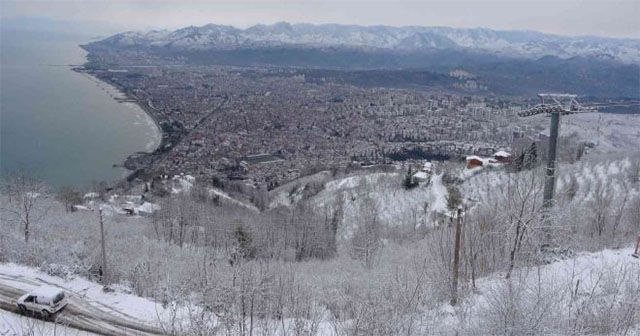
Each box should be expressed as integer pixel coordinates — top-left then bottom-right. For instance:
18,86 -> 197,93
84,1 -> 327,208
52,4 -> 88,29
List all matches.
16,286 -> 68,318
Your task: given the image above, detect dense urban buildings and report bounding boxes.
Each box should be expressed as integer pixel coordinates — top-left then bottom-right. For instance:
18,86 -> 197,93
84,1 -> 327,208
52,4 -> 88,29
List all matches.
85,64 -> 535,189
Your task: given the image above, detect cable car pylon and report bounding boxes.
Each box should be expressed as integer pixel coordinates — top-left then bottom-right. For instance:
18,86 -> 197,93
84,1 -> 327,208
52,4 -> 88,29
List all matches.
518,94 -> 639,244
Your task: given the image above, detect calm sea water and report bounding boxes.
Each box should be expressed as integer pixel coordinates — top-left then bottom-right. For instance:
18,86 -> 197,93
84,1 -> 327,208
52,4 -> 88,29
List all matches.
0,30 -> 161,190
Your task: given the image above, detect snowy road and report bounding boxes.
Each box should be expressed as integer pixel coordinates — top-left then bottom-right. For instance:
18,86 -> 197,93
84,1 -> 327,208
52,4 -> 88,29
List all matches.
0,273 -> 165,336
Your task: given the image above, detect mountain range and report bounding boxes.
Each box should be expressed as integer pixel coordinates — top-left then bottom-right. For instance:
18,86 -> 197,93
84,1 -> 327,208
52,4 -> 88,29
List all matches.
84,23 -> 640,99
97,22 -> 640,64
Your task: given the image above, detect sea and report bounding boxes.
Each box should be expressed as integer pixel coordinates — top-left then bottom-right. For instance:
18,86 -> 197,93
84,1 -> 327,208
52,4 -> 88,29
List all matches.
0,29 -> 161,190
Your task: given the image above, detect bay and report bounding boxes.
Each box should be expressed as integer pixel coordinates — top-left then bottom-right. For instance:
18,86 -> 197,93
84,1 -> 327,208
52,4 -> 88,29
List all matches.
0,30 -> 161,190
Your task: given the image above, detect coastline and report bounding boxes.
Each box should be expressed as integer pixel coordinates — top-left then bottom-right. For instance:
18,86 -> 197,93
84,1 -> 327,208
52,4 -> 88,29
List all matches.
72,36 -> 191,186
75,69 -> 162,148
72,66 -> 168,184
72,42 -> 163,154
1,30 -> 172,189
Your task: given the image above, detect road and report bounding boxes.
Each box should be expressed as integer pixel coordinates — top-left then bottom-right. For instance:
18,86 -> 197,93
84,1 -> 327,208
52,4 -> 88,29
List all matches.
0,273 -> 165,336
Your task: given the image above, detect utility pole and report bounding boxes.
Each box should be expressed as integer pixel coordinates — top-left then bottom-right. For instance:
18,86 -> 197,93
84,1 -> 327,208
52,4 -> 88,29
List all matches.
451,207 -> 463,306
99,208 -> 107,284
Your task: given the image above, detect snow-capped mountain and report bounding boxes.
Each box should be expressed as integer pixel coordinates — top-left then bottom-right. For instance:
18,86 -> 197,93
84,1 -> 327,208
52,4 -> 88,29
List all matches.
97,22 -> 640,63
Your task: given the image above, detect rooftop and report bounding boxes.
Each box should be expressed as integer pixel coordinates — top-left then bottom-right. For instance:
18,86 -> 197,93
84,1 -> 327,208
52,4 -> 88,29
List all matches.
494,150 -> 512,157
31,286 -> 64,298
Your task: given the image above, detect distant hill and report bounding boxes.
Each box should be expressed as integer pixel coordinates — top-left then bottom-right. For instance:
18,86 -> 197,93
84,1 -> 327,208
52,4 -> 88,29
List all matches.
92,22 -> 640,64
84,22 -> 640,99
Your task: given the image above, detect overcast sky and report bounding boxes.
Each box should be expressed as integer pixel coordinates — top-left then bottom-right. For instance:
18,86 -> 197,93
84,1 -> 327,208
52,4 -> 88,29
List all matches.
2,0 -> 639,38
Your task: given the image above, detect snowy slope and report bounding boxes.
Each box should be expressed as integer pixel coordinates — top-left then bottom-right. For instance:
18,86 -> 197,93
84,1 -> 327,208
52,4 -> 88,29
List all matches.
531,112 -> 640,155
461,157 -> 639,210
0,263 -> 193,334
96,23 -> 640,63
271,172 -> 449,240
0,263 -> 158,323
2,246 -> 636,335
0,310 -> 99,336
428,247 -> 640,335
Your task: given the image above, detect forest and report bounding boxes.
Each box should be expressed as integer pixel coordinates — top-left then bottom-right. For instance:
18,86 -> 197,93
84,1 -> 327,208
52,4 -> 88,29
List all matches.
1,152 -> 639,335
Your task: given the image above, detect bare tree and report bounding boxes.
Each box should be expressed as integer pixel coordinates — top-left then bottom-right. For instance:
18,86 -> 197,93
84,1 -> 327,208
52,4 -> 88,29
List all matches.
610,187 -> 629,240
350,197 -> 383,268
628,196 -> 640,234
590,180 -> 613,237
626,157 -> 640,184
504,170 -> 543,279
57,185 -> 82,213
1,173 -> 48,243
92,180 -> 109,202
152,193 -> 200,248
451,207 -> 463,306
560,175 -> 579,204
462,168 -> 545,280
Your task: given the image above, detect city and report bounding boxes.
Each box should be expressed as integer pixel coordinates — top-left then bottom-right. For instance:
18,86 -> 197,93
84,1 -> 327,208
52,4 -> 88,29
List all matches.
83,63 -> 539,190
1,1 -> 639,335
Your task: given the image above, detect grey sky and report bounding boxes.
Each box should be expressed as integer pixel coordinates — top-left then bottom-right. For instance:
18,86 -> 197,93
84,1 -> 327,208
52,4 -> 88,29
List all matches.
2,0 -> 639,38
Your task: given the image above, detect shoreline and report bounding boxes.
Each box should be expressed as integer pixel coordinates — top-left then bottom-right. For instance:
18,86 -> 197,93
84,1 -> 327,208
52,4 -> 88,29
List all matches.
75,67 -> 164,152
72,66 -> 171,185
71,42 -> 164,155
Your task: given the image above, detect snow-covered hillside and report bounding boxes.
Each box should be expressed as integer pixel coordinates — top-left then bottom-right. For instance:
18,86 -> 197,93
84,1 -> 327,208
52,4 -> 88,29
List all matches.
96,22 -> 640,63
2,246 -> 637,335
530,112 -> 640,155
0,262 -> 180,335
270,171 -> 451,240
0,259 -> 239,335
0,264 -> 165,323
0,310 -> 98,336
429,247 -> 640,335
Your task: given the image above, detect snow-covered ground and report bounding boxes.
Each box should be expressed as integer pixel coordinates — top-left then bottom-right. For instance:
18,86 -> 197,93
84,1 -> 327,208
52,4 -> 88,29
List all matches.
2,246 -> 637,335
209,188 -> 260,212
272,171 -> 451,239
81,173 -> 259,218
431,247 -> 640,335
531,112 -> 640,154
0,309 -> 98,336
0,263 -> 179,335
461,156 -> 639,212
0,263 -> 159,323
